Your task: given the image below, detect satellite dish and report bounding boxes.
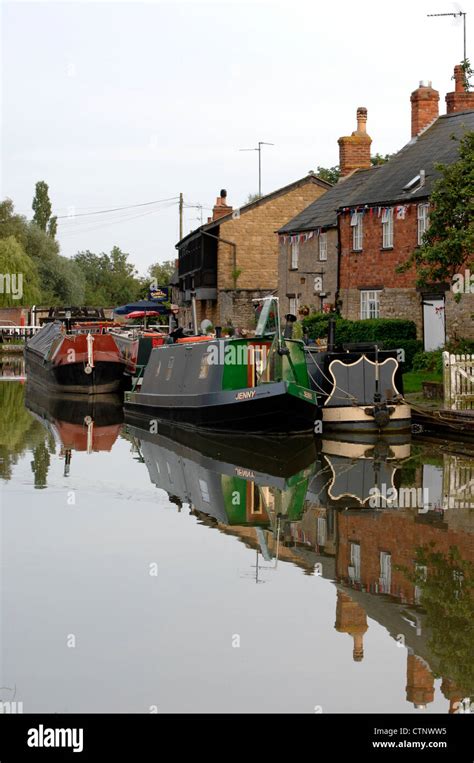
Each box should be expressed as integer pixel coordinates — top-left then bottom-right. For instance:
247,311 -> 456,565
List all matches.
200,319 -> 213,334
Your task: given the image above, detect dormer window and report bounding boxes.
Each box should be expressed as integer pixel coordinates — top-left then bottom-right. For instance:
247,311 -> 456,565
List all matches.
403,169 -> 426,194
403,174 -> 420,192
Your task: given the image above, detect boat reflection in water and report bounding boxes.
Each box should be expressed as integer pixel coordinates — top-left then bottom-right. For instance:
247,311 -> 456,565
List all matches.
125,412 -> 318,528
25,382 -> 123,477
126,415 -> 474,713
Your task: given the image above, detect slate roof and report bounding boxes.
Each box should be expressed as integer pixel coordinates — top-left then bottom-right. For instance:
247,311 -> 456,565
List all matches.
176,174 -> 331,247
278,168 -> 375,233
344,110 -> 474,207
279,109 -> 474,234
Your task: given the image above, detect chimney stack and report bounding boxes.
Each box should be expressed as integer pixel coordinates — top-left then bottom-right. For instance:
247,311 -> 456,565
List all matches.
211,188 -> 233,221
338,107 -> 372,177
410,81 -> 439,137
446,64 -> 474,113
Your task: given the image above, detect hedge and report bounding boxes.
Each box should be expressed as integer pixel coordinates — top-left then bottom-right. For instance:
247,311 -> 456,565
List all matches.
301,313 -> 420,369
302,313 -> 417,342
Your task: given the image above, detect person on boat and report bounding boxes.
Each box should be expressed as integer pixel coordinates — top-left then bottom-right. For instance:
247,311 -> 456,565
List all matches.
169,304 -> 180,332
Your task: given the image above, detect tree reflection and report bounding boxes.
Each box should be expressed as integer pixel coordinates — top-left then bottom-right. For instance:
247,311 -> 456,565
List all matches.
0,383 -> 54,483
404,545 -> 474,698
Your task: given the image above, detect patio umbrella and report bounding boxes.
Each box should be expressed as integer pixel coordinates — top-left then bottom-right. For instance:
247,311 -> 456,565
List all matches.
113,300 -> 169,316
124,310 -> 162,319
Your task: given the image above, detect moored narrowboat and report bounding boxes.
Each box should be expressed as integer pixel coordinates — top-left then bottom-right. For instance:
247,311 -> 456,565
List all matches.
305,320 -> 411,433
25,321 -> 137,394
124,298 -> 320,434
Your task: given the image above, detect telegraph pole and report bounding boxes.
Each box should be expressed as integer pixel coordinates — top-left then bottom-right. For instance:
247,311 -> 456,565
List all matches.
179,192 -> 183,240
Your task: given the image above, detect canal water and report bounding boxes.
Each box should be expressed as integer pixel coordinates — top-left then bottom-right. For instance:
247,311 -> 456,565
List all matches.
1,358 -> 473,714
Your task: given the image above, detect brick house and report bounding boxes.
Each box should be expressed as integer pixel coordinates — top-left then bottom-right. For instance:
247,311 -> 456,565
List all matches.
338,66 -> 474,349
277,108 -> 376,317
175,175 -> 330,330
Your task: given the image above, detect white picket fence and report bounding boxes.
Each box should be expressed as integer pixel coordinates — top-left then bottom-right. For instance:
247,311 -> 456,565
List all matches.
442,454 -> 474,510
443,352 -> 474,410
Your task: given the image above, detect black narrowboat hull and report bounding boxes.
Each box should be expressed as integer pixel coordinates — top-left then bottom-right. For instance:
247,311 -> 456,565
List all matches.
25,351 -> 124,394
124,413 -> 318,479
125,381 -> 319,434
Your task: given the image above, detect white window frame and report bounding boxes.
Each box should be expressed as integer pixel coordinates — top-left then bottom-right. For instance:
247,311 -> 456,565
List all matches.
199,478 -> 210,503
417,203 -> 429,246
290,240 -> 299,269
351,212 -> 363,251
381,207 -> 393,248
319,232 -> 327,261
317,517 -> 327,546
360,290 -> 381,320
380,551 -> 392,594
349,542 -> 361,582
289,296 -> 299,316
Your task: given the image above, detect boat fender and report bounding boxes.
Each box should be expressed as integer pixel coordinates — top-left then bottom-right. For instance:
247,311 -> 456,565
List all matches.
85,364 -> 93,374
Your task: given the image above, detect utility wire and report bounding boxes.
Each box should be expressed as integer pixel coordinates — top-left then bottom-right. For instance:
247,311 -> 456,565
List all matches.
55,196 -> 180,220
57,200 -> 178,230
59,202 -> 177,238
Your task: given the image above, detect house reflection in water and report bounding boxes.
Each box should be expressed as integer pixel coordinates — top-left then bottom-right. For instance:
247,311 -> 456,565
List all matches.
128,419 -> 473,714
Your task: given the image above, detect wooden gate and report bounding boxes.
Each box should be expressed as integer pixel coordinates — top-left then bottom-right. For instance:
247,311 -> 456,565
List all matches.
443,352 -> 474,410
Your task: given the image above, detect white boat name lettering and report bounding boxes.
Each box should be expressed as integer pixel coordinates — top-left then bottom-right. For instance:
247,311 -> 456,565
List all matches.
235,390 -> 256,401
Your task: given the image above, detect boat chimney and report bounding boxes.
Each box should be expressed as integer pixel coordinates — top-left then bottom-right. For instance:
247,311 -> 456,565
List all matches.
283,313 -> 297,339
327,317 -> 336,352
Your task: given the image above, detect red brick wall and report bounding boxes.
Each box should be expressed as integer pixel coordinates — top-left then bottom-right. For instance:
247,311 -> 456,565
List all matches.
339,205 -> 419,290
336,510 -> 474,605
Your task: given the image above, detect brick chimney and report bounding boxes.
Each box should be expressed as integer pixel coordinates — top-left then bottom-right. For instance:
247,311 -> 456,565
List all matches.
446,64 -> 474,113
334,591 -> 368,662
211,189 -> 232,221
406,654 -> 435,708
338,107 -> 372,177
411,81 -> 439,137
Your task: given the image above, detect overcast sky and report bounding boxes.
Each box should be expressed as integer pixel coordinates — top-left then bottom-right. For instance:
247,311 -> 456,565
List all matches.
1,0 -> 468,276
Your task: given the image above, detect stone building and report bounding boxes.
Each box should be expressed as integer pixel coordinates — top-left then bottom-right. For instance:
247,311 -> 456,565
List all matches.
337,66 -> 474,348
175,176 -> 330,331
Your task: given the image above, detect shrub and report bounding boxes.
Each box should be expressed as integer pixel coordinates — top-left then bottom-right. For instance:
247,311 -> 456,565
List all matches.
302,313 -> 417,343
446,338 -> 474,355
412,350 -> 444,374
301,312 -> 339,339
395,340 -> 424,371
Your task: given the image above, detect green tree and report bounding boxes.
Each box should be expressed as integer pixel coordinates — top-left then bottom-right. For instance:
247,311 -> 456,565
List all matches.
0,199 -> 28,248
316,165 -> 340,184
246,192 -> 261,203
73,246 -> 141,305
48,215 -> 58,239
371,153 -> 393,166
398,132 -> 474,286
32,181 -> 55,233
147,259 -> 175,287
0,236 -> 42,306
24,222 -> 83,304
